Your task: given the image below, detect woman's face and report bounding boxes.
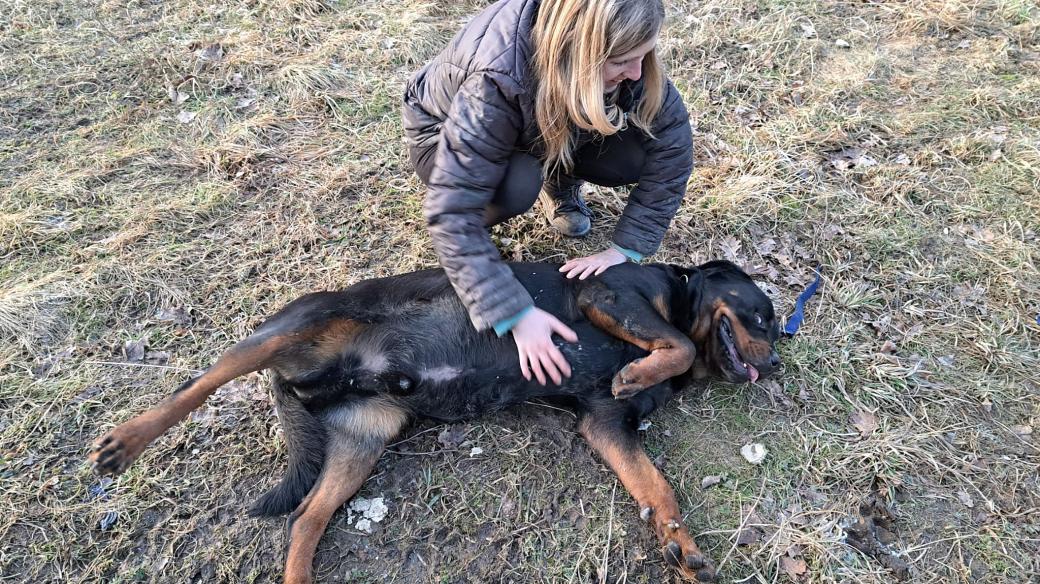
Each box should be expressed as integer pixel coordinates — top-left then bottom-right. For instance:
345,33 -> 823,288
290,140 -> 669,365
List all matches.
602,36 -> 657,93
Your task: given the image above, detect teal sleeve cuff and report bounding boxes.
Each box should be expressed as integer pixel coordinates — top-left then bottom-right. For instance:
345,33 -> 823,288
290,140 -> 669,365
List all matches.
493,305 -> 533,337
611,243 -> 644,262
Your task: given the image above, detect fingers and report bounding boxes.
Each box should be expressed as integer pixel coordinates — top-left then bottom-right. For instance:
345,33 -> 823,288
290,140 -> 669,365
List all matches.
546,344 -> 572,380
578,263 -> 599,280
548,316 -> 579,343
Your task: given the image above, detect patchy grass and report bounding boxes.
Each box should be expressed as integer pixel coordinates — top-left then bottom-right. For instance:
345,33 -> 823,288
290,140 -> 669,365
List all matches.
2,0 -> 1039,582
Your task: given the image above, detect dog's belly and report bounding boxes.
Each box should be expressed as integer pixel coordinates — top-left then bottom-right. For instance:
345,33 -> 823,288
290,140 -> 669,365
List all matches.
397,324 -> 645,422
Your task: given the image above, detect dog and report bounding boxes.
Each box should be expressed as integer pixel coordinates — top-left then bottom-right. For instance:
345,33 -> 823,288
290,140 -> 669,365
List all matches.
89,260 -> 781,583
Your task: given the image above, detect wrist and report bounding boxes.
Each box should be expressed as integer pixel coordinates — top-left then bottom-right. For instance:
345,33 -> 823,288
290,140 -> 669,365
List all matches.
610,243 -> 643,263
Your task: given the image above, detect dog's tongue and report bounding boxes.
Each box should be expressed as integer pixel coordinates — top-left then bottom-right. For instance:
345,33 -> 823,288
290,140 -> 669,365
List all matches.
745,363 -> 760,383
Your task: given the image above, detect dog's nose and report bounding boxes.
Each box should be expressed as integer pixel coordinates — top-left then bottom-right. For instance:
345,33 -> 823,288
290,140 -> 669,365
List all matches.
768,351 -> 781,369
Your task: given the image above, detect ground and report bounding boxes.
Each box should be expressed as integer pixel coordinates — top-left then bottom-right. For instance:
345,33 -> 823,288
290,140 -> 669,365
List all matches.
1,0 -> 1039,582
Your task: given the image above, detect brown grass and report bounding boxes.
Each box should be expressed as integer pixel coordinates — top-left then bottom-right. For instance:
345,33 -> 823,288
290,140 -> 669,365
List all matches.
1,0 -> 1038,582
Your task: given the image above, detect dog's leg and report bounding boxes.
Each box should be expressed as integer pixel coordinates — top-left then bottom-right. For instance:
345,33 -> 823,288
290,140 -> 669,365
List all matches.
578,407 -> 716,582
283,397 -> 407,584
578,284 -> 696,399
90,330 -> 293,476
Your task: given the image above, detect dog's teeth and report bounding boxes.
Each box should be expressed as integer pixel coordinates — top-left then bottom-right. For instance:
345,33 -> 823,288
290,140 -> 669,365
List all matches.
640,507 -> 654,522
667,520 -> 680,530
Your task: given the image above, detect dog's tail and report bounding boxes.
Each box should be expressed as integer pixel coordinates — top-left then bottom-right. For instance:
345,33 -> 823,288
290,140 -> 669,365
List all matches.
248,376 -> 326,517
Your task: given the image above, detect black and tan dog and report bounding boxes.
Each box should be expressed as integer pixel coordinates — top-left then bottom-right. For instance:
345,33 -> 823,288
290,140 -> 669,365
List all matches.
89,260 -> 781,582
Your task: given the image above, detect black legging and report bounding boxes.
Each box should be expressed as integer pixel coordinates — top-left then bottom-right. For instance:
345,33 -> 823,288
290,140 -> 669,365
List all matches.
411,126 -> 647,226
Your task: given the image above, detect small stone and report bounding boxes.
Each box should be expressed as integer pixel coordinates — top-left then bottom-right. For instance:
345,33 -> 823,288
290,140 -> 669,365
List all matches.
835,38 -> 851,48
740,443 -> 768,465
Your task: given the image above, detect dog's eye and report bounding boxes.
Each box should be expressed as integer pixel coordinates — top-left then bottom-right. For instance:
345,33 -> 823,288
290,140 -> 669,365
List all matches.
755,313 -> 763,326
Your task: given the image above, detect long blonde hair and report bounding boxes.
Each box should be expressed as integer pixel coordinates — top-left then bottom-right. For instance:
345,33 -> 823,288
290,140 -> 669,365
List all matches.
532,0 -> 666,174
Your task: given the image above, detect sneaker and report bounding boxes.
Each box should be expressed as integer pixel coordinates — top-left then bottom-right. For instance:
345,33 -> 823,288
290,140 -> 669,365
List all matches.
539,181 -> 592,237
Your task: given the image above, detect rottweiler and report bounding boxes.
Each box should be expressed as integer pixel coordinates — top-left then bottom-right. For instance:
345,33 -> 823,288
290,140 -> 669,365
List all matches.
89,260 -> 781,583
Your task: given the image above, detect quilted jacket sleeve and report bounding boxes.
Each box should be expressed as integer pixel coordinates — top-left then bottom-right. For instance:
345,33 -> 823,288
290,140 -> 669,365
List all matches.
424,71 -> 534,331
610,80 -> 694,257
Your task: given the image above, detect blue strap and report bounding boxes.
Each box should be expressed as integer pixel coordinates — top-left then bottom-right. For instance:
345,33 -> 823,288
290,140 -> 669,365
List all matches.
783,268 -> 822,337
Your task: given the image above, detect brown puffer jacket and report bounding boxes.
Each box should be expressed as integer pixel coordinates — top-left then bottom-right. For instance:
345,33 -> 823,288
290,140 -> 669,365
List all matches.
402,0 -> 693,332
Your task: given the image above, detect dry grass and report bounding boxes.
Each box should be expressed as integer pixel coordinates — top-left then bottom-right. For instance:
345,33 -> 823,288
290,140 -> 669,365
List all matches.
2,0 -> 1039,582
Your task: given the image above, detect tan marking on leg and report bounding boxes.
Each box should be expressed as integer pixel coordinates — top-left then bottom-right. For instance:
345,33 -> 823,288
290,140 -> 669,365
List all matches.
652,294 -> 671,322
586,306 -> 696,398
283,398 -> 407,584
90,331 -> 291,475
580,418 -> 714,581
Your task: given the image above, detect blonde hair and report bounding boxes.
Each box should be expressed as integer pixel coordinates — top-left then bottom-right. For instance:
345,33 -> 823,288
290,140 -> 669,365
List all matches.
532,0 -> 666,174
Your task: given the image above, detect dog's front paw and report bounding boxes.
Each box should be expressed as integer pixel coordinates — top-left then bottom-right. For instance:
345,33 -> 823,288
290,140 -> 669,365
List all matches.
659,520 -> 716,581
611,360 -> 650,399
89,422 -> 150,476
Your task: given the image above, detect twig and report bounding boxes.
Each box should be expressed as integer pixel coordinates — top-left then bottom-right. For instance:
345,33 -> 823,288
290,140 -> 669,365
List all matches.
83,360 -> 203,374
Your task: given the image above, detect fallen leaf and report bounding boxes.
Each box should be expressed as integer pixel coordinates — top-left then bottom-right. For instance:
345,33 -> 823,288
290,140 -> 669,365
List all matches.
755,238 -> 777,256
800,22 -> 817,38
850,410 -> 878,437
880,340 -> 897,354
167,86 -> 189,106
740,443 -> 768,464
99,511 -> 119,531
957,491 -> 974,508
893,153 -> 911,165
1011,425 -> 1032,436
835,38 -> 850,48
735,526 -> 763,545
701,475 -> 725,489
719,236 -> 743,262
437,426 -> 466,448
469,446 -> 483,457
196,43 -> 223,63
176,110 -> 197,124
780,555 -> 808,580
124,339 -> 146,362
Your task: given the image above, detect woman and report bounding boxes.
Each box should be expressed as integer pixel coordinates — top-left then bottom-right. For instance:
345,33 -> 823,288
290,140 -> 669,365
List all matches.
402,0 -> 694,387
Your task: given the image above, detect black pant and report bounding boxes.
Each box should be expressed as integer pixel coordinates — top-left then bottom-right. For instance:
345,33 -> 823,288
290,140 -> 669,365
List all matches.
411,126 -> 647,226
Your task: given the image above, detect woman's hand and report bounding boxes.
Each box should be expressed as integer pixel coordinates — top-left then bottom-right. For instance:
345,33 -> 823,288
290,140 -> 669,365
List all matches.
560,247 -> 627,280
512,307 -> 578,385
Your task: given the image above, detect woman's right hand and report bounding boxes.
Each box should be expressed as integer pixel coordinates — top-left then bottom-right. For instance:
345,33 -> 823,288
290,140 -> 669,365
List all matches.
511,307 -> 578,385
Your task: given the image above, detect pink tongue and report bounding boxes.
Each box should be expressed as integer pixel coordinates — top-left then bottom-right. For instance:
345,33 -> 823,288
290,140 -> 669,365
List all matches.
746,364 -> 760,383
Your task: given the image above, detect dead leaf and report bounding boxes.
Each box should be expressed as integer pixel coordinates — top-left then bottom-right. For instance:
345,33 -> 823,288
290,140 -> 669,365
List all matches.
893,153 -> 911,165
957,491 -> 975,508
176,111 -> 197,124
144,351 -> 169,365
827,146 -> 878,170
437,426 -> 466,449
167,86 -> 189,106
799,22 -> 817,38
735,526 -> 763,545
754,238 -> 777,256
780,555 -> 808,580
719,236 -> 742,262
701,475 -> 724,489
740,443 -> 768,464
196,43 -> 224,63
1011,425 -> 1033,436
850,410 -> 878,437
124,339 -> 146,362
880,340 -> 897,354
835,38 -> 850,48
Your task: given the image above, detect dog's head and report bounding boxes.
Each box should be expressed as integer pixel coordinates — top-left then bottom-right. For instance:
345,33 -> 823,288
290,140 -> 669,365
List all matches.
684,260 -> 781,383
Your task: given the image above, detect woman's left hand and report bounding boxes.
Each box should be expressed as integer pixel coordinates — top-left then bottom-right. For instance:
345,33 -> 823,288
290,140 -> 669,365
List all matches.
560,247 -> 627,280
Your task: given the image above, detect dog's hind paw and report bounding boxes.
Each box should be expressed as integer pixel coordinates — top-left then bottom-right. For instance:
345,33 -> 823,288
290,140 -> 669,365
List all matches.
89,422 -> 149,476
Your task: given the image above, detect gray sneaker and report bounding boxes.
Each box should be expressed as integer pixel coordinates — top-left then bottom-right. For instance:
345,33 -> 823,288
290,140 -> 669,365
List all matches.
540,182 -> 592,237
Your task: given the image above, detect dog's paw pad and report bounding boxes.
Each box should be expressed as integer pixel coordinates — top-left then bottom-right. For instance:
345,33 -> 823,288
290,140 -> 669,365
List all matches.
89,433 -> 136,476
